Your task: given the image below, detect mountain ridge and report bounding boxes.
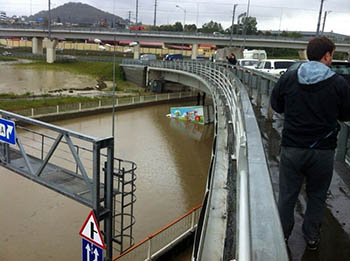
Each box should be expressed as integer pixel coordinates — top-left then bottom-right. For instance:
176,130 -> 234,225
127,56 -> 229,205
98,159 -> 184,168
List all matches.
28,2 -> 126,25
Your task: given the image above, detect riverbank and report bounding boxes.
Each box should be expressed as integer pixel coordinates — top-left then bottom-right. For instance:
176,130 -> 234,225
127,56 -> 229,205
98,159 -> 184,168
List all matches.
0,58 -> 150,111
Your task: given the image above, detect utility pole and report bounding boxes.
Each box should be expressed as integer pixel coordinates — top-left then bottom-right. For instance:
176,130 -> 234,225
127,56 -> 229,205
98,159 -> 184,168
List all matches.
316,0 -> 325,36
48,0 -> 51,39
128,11 -> 131,25
242,0 -> 251,50
153,0 -> 157,27
321,10 -> 331,35
136,0 -> 139,25
230,4 -> 238,46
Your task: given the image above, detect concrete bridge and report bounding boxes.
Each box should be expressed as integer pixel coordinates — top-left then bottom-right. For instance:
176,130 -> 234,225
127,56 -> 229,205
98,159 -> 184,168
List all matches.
1,26 -> 350,63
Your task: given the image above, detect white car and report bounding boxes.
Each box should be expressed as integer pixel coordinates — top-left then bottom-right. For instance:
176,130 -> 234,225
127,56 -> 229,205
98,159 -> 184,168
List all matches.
255,59 -> 295,75
237,59 -> 259,69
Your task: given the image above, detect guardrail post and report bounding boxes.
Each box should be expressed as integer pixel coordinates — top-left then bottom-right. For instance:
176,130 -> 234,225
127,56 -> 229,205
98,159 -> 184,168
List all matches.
336,123 -> 349,161
191,210 -> 195,232
256,78 -> 262,108
155,95 -> 158,101
31,108 -> 34,117
57,105 -> 59,114
132,97 -> 135,104
99,100 -> 102,108
79,103 -> 82,111
168,93 -> 170,100
147,238 -> 152,260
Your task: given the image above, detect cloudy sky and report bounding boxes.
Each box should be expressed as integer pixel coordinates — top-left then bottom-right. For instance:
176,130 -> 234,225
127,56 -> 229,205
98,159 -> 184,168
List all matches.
1,0 -> 349,35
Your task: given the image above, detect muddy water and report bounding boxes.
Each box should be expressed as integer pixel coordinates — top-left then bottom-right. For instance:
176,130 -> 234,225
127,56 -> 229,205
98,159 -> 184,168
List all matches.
0,102 -> 213,260
0,61 -> 96,94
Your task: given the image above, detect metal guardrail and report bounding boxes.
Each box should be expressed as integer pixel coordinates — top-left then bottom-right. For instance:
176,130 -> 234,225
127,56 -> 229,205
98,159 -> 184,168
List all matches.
10,92 -> 194,117
121,59 -> 288,260
113,205 -> 202,260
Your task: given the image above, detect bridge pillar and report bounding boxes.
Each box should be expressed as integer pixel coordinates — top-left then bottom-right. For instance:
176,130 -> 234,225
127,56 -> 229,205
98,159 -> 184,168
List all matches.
298,49 -> 307,60
32,37 -> 43,55
191,44 -> 198,59
133,44 -> 140,59
44,38 -> 58,64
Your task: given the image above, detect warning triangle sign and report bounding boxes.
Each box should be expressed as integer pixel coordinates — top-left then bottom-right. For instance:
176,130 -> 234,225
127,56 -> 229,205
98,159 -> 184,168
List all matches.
79,210 -> 106,249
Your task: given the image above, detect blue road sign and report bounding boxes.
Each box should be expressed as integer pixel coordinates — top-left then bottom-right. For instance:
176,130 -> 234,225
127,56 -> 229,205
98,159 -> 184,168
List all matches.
0,118 -> 16,145
82,238 -> 103,261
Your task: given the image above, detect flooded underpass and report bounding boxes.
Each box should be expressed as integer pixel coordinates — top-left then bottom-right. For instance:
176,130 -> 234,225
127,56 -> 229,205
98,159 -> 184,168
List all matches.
0,102 -> 213,260
254,104 -> 350,261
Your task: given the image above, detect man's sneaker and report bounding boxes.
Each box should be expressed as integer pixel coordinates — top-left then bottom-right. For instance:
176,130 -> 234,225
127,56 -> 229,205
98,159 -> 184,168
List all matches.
306,239 -> 320,251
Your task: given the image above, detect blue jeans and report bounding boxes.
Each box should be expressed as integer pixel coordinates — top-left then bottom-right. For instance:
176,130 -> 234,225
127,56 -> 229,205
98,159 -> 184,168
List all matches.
278,146 -> 335,241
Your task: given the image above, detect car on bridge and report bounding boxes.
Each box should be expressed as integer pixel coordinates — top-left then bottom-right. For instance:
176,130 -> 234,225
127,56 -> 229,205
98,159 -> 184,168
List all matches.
255,59 -> 295,75
237,58 -> 259,69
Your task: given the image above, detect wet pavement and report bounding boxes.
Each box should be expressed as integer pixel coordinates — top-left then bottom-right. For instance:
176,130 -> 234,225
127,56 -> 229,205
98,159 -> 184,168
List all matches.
254,106 -> 350,261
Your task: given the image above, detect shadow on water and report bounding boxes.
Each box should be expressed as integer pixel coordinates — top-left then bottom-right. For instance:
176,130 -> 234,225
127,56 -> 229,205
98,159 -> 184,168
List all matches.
253,104 -> 350,261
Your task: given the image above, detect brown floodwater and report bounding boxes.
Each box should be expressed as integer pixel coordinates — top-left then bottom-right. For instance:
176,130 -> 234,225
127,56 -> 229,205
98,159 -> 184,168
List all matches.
0,61 -> 96,94
0,103 -> 213,260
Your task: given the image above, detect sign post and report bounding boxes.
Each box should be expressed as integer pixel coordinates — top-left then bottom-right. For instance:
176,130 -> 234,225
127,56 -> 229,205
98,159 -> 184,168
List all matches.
80,211 -> 106,261
0,118 -> 16,145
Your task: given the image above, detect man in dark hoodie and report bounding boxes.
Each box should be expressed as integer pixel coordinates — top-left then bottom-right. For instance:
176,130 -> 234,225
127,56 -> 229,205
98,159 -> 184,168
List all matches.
271,36 -> 350,250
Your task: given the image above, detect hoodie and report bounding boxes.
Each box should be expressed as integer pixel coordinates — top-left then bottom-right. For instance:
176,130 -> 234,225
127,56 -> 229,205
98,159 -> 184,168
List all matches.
298,61 -> 335,85
271,61 -> 350,149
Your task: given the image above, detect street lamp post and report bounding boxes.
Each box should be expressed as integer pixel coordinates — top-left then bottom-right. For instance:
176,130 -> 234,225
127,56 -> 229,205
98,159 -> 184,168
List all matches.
230,4 -> 238,47
176,5 -> 186,55
321,10 -> 331,35
242,0 -> 251,50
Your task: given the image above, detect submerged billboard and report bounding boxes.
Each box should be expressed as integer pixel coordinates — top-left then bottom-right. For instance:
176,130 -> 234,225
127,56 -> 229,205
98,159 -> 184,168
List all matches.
170,106 -> 204,125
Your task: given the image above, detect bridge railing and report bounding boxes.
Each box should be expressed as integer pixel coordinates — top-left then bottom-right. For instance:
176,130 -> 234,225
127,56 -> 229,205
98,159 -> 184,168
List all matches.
130,59 -> 288,260
10,91 -> 194,118
1,24 -> 350,43
113,205 -> 202,260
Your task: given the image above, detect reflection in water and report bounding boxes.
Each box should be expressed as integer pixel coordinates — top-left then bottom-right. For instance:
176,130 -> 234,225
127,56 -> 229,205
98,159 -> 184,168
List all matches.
0,102 -> 213,260
0,62 -> 96,94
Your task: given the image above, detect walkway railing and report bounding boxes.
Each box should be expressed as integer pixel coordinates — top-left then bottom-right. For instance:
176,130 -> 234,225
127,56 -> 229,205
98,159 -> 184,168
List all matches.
10,91 -> 194,117
113,205 -> 202,260
126,59 -> 289,260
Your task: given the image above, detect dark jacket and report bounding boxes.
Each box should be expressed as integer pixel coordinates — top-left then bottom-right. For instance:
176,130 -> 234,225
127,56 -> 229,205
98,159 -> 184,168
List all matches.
271,61 -> 350,150
227,56 -> 237,65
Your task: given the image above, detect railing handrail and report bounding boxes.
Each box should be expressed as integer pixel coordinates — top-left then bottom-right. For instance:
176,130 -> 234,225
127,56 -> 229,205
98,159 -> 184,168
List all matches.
113,204 -> 202,260
123,59 -> 288,260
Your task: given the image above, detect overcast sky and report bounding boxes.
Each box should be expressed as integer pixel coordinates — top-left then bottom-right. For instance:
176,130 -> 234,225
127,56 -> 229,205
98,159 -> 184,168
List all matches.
1,0 -> 349,35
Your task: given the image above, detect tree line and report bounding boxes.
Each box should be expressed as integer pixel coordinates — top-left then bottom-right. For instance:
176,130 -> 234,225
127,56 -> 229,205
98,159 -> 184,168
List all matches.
149,16 -> 304,39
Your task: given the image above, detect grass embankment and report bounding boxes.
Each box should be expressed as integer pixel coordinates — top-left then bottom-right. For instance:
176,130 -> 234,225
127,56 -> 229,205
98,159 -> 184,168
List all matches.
0,56 -> 17,61
0,96 -> 100,111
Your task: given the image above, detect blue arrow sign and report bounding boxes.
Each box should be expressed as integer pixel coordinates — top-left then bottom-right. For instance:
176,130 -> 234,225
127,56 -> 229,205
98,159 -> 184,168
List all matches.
0,118 -> 16,145
82,238 -> 103,261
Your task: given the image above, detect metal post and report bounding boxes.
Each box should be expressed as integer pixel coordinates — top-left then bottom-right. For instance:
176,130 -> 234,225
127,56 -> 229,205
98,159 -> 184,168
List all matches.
316,0 -> 325,36
48,0 -> 51,40
242,0 -> 251,50
321,10 -> 331,35
104,142 -> 114,260
153,0 -> 157,27
336,123 -> 349,161
147,238 -> 152,259
230,4 -> 238,46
